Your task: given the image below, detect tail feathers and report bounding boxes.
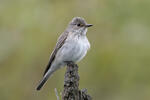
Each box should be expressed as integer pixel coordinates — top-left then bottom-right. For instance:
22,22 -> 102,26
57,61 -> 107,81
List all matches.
36,70 -> 53,91
36,69 -> 55,91
36,76 -> 48,91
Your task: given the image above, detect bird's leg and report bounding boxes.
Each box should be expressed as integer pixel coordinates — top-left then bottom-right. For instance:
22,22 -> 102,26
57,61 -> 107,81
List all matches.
64,61 -> 76,67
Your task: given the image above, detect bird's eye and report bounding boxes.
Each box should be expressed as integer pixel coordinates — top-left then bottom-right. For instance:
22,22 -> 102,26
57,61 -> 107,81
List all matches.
77,24 -> 81,26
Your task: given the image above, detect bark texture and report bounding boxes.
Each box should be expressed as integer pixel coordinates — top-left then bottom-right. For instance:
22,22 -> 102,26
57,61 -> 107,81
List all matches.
62,62 -> 92,100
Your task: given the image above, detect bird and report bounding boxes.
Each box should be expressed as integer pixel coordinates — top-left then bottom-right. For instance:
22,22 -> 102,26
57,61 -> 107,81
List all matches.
36,17 -> 92,90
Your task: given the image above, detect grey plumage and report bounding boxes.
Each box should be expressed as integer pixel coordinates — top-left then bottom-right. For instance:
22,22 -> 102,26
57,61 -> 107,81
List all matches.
36,31 -> 69,90
43,31 -> 69,76
36,17 -> 92,90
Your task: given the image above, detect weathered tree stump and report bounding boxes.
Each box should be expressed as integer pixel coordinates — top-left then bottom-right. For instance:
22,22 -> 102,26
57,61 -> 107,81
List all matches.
62,62 -> 92,100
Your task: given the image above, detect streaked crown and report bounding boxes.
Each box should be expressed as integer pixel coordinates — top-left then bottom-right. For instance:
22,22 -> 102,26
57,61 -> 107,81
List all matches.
70,17 -> 87,27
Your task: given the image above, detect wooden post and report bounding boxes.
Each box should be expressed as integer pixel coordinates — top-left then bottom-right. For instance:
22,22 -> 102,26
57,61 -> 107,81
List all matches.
62,62 -> 92,100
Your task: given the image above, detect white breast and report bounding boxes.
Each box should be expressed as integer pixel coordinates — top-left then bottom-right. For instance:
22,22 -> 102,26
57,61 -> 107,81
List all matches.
75,36 -> 90,62
56,29 -> 90,64
61,33 -> 90,63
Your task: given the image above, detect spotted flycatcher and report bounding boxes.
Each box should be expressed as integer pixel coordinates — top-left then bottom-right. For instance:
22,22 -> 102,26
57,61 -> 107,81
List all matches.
36,17 -> 92,90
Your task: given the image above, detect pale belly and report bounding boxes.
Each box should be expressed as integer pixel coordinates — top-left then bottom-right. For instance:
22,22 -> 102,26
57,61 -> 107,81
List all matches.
56,36 -> 90,63
66,41 -> 87,62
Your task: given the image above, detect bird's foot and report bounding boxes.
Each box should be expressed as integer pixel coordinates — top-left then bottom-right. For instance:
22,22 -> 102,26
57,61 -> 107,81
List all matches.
64,61 -> 76,66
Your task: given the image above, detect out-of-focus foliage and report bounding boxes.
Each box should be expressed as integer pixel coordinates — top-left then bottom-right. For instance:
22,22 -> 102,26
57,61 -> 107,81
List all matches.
0,0 -> 150,100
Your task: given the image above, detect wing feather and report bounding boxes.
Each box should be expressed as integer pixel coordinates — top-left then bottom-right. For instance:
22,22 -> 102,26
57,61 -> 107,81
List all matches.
43,31 -> 69,76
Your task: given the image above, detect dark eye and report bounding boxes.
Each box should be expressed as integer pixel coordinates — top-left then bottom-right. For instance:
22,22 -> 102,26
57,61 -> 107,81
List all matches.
77,24 -> 81,26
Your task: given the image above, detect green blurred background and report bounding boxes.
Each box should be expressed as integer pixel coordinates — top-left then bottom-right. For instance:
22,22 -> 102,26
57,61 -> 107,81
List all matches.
0,0 -> 150,100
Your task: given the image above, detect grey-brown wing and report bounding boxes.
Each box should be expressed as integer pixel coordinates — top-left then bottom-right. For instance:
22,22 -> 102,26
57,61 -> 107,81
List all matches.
43,31 -> 69,76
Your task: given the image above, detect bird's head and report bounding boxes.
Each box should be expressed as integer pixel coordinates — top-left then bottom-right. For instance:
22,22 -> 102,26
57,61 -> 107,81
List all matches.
67,17 -> 93,35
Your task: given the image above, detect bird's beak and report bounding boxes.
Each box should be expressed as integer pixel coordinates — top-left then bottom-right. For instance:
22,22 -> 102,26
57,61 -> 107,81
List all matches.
85,24 -> 93,27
